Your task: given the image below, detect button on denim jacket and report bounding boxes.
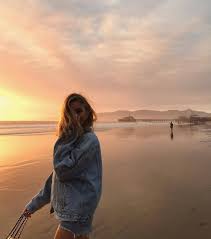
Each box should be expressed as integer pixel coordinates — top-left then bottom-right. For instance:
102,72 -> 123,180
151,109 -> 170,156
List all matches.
25,130 -> 102,222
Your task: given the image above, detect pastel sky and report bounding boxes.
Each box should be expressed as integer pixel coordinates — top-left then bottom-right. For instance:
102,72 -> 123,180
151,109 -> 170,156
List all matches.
0,0 -> 210,120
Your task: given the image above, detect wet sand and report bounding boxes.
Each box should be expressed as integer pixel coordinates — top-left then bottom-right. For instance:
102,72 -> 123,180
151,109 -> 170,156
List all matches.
1,123 -> 211,239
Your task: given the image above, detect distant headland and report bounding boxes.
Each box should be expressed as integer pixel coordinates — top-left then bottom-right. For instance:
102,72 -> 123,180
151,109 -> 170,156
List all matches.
97,109 -> 211,123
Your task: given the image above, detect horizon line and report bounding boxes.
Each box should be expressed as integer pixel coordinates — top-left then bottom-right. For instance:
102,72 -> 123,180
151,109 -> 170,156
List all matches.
0,108 -> 211,122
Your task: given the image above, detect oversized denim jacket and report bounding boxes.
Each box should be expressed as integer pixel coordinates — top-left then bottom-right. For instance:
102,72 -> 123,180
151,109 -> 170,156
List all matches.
25,130 -> 102,222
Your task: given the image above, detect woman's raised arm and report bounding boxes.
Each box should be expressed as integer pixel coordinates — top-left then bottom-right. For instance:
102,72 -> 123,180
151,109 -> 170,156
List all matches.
53,138 -> 99,182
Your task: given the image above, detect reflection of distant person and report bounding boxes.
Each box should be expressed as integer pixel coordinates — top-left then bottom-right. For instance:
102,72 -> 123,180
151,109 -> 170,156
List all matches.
170,131 -> 174,140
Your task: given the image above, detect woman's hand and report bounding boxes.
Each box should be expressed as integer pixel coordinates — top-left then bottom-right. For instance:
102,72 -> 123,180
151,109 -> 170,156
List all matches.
71,110 -> 81,128
22,208 -> 32,218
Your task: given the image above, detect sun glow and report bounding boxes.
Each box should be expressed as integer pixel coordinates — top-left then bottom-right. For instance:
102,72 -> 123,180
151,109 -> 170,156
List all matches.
0,88 -> 33,121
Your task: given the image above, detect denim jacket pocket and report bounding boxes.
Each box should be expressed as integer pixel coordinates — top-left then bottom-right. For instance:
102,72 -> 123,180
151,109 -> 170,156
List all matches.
63,183 -> 83,211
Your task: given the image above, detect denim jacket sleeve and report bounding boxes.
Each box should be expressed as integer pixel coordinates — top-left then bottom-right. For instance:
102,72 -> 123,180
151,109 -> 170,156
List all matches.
53,138 -> 98,182
25,172 -> 52,214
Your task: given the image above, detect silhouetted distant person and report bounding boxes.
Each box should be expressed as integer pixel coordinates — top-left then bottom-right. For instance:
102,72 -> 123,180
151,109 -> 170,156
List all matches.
170,121 -> 173,132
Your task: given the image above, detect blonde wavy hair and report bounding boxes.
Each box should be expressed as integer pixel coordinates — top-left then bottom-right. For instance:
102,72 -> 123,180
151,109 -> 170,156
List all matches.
56,93 -> 97,140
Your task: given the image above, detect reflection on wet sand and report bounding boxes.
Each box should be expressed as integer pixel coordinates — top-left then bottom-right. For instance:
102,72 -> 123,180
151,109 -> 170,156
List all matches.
170,131 -> 174,140
1,124 -> 211,239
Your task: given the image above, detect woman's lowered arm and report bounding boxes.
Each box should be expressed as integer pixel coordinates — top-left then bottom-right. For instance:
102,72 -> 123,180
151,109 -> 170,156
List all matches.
24,172 -> 53,214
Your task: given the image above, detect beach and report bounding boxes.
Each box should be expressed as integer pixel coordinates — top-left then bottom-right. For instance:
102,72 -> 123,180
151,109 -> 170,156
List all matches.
1,122 -> 211,239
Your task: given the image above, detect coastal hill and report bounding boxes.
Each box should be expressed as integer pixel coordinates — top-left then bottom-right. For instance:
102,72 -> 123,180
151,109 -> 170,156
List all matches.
96,109 -> 211,122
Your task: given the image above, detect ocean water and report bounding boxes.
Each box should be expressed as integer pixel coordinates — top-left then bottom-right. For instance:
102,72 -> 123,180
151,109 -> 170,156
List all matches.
0,121 -> 168,136
0,122 -> 211,239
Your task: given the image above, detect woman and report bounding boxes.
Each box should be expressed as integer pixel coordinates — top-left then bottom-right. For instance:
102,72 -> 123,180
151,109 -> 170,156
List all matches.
23,93 -> 103,239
